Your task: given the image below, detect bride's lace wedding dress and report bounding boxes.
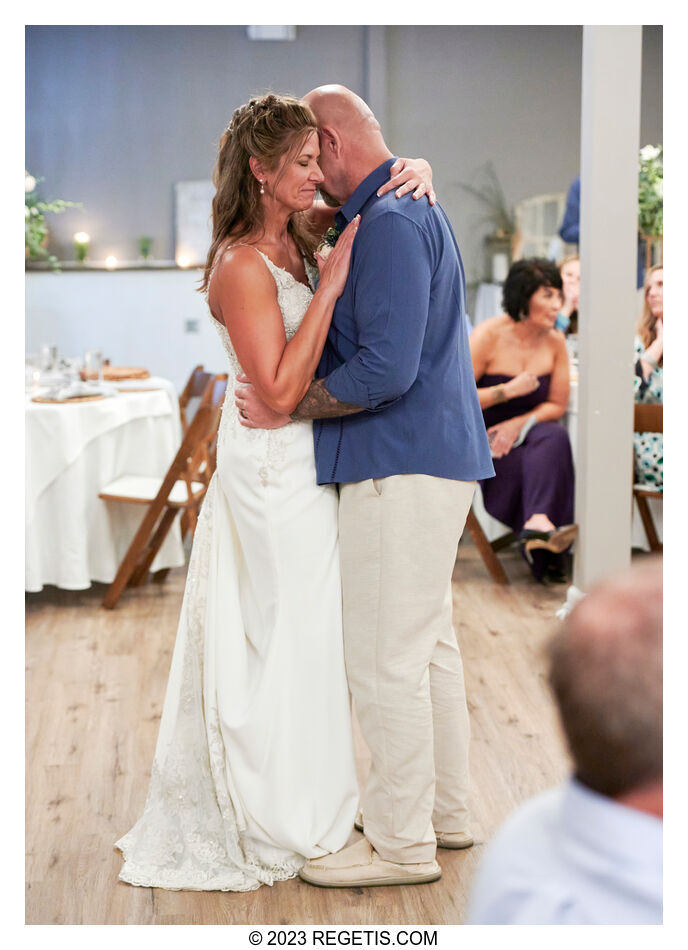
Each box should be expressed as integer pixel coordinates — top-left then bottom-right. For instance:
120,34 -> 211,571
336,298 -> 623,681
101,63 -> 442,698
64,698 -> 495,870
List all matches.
116,249 -> 359,891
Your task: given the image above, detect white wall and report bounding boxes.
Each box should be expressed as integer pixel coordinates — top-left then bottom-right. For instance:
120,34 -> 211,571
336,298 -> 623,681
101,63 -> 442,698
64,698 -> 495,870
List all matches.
26,271 -> 226,392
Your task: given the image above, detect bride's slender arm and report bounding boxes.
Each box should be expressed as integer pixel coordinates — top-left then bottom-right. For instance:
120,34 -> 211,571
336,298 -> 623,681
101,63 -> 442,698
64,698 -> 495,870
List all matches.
212,219 -> 359,416
377,157 -> 436,204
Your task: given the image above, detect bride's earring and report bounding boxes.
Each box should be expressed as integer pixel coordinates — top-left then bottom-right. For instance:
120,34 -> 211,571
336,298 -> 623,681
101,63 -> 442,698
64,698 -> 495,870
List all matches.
259,179 -> 265,195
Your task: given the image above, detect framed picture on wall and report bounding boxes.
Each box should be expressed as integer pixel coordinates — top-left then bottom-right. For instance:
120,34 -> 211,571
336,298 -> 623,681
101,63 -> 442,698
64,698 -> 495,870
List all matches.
173,180 -> 215,266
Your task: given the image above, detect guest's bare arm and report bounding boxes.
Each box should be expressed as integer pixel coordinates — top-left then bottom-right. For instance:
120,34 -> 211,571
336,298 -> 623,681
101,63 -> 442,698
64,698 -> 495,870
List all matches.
531,335 -> 570,422
470,319 -> 505,407
289,378 -> 363,421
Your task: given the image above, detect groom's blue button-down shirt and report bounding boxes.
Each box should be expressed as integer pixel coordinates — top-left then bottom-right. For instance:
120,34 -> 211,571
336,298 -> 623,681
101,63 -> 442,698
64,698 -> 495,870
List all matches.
313,159 -> 494,486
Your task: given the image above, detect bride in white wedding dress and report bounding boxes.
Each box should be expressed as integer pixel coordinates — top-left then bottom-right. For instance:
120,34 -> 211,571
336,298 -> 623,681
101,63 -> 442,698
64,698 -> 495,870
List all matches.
115,94 -> 433,891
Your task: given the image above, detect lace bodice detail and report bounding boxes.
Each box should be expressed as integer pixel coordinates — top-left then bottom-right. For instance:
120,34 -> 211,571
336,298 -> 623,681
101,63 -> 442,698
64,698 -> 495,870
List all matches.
207,246 -> 319,486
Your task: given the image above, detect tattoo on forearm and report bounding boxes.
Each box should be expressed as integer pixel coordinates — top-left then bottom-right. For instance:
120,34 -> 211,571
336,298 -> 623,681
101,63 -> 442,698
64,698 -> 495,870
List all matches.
290,379 -> 363,421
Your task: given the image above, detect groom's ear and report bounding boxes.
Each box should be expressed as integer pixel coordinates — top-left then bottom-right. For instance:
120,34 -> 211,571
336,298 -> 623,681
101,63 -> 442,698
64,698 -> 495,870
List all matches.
320,125 -> 342,157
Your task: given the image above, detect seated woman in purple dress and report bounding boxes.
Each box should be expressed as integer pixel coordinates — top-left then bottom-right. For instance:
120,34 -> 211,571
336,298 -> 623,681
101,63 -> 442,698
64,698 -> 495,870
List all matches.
469,258 -> 577,583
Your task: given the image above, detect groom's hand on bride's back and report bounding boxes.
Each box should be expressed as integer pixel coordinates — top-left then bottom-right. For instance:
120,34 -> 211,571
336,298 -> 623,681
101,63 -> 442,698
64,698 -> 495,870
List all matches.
235,373 -> 292,429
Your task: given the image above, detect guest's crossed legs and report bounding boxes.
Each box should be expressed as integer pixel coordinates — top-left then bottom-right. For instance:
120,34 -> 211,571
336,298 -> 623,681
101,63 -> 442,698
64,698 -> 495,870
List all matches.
338,474 -> 476,865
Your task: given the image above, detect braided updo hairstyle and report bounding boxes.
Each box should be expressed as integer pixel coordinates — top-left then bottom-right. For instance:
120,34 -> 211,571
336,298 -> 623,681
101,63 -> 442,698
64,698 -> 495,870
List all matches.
200,93 -> 320,293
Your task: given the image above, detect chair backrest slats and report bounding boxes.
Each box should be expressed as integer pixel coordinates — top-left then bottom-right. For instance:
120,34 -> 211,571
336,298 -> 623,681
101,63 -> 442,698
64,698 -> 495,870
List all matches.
179,365 -> 215,433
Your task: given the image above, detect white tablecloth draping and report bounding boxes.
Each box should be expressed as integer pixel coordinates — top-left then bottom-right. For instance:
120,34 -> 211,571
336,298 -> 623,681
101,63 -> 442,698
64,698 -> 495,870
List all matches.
472,282 -> 503,326
26,377 -> 185,592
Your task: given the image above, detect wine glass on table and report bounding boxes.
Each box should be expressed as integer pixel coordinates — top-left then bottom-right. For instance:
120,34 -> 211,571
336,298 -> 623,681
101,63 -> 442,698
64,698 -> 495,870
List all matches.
84,349 -> 104,384
25,354 -> 41,393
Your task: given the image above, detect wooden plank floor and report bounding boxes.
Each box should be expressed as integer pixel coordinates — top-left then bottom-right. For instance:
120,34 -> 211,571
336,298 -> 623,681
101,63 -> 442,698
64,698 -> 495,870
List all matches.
26,538 -> 572,925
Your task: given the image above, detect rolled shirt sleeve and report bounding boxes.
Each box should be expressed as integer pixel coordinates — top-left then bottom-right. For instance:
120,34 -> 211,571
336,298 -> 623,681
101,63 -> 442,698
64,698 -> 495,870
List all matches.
322,213 -> 432,411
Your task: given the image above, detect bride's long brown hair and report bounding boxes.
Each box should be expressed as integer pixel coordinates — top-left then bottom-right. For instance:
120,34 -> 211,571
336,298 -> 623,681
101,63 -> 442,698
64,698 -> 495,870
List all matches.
199,94 -> 320,293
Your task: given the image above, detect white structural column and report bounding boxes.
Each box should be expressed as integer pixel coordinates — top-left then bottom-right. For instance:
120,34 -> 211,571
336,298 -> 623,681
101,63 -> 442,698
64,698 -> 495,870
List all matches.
574,26 -> 643,591
364,26 -> 388,131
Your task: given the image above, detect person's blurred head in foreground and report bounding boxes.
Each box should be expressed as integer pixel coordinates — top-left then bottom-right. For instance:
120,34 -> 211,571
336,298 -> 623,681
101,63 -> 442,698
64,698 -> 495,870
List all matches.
548,557 -> 663,815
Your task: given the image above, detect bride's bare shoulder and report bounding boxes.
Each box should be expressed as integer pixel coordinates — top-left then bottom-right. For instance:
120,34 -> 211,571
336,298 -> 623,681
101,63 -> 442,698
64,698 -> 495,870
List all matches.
210,244 -> 272,294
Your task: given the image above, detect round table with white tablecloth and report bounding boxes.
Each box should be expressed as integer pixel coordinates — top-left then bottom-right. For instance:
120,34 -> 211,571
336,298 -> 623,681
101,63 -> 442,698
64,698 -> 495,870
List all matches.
25,377 -> 185,592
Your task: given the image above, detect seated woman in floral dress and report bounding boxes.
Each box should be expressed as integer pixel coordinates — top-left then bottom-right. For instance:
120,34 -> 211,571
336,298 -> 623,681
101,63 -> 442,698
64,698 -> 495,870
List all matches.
470,258 -> 577,583
634,264 -> 663,492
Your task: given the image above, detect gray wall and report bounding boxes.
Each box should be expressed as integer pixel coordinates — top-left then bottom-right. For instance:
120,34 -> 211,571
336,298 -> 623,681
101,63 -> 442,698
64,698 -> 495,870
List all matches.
386,25 -> 662,281
25,25 -> 366,262
26,25 -> 662,276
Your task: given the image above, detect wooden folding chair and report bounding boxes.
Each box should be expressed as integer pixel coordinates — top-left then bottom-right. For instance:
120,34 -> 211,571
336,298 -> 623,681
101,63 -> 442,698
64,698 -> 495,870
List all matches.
178,364 -> 215,434
633,403 -> 663,552
177,371 -> 227,538
464,508 -> 512,585
100,381 -> 227,609
199,375 -> 229,481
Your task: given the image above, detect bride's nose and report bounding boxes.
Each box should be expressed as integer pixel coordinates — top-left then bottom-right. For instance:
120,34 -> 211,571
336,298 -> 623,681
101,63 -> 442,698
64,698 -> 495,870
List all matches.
311,165 -> 325,184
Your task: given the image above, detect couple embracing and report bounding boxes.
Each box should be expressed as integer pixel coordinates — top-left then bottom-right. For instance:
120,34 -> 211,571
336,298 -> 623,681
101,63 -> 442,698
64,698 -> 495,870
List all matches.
116,85 -> 494,892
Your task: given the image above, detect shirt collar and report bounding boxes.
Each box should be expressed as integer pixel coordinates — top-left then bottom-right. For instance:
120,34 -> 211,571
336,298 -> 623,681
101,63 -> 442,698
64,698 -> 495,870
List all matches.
335,157 -> 398,229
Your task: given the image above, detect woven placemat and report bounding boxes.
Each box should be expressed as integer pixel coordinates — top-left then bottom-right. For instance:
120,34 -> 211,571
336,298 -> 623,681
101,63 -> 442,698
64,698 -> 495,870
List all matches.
32,394 -> 107,404
81,366 -> 150,381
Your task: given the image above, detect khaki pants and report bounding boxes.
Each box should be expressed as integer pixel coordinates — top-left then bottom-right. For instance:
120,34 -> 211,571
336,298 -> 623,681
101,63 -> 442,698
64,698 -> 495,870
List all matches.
338,474 -> 475,864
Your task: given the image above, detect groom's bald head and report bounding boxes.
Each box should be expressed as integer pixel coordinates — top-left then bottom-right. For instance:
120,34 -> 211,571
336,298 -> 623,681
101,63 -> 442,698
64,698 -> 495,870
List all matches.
304,84 -> 381,136
303,84 -> 392,204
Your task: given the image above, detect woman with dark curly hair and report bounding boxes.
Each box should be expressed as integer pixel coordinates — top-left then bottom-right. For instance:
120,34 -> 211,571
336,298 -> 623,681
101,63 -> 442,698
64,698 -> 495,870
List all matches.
470,258 -> 577,582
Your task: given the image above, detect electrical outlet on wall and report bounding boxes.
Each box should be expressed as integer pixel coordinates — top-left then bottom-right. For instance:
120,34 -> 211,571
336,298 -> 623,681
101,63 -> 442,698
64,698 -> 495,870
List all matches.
184,318 -> 199,333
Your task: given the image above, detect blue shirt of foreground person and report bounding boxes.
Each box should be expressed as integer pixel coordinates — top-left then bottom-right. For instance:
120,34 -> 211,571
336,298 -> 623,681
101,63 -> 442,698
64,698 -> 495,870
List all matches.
313,158 -> 494,486
467,778 -> 662,924
467,559 -> 663,925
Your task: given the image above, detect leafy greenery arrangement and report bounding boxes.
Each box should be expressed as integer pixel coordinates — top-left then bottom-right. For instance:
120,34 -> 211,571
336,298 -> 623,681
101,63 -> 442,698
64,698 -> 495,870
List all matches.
25,171 -> 80,269
638,145 -> 662,237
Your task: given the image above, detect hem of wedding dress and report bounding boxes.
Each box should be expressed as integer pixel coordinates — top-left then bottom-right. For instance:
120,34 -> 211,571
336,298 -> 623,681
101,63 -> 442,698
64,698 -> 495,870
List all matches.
116,868 -> 276,892
115,840 -> 305,893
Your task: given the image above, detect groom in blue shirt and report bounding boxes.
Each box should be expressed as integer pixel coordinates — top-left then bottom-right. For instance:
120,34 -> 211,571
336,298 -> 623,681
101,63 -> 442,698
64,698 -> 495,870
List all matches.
293,85 -> 493,889
243,84 -> 493,887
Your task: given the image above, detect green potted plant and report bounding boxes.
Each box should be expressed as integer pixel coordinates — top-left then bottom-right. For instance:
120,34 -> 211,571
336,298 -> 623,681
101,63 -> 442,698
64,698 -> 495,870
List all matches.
138,236 -> 154,261
638,145 -> 662,269
454,162 -> 515,282
25,171 -> 81,270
